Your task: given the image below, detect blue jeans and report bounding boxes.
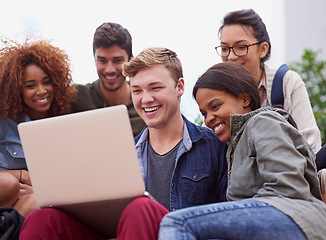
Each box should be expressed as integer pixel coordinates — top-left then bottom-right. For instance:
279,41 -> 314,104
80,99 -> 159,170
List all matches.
158,200 -> 306,240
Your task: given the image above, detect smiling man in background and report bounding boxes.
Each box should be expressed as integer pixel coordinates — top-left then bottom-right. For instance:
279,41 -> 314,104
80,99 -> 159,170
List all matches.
71,22 -> 145,136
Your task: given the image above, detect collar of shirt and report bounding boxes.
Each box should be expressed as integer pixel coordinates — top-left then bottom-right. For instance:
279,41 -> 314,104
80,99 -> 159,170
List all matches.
258,71 -> 268,107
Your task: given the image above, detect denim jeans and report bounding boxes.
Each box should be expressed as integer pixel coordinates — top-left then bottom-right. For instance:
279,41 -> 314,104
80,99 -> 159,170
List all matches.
158,200 -> 307,240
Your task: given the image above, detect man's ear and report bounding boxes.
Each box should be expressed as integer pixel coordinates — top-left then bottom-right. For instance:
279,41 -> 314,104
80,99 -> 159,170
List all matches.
240,93 -> 251,109
177,78 -> 185,98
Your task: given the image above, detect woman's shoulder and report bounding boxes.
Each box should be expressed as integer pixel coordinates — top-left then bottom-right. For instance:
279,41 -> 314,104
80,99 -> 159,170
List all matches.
231,108 -> 289,139
243,108 -> 290,129
265,64 -> 303,83
266,64 -> 304,87
0,115 -> 15,126
256,107 -> 289,119
283,69 -> 305,87
0,114 -> 30,129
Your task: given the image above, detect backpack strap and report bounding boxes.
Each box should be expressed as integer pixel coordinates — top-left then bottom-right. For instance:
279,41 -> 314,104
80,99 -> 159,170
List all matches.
271,63 -> 291,106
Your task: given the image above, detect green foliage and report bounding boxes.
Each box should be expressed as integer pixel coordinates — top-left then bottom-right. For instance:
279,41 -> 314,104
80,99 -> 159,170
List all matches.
289,49 -> 326,145
194,114 -> 204,126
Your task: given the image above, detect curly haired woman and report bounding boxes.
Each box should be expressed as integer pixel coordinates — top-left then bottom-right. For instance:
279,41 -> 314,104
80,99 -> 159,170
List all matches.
0,38 -> 76,217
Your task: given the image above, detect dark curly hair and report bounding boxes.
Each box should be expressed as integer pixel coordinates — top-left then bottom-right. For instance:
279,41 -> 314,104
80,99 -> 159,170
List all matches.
0,38 -> 76,121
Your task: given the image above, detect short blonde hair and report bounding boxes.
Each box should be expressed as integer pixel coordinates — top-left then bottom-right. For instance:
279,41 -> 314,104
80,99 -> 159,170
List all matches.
123,47 -> 183,85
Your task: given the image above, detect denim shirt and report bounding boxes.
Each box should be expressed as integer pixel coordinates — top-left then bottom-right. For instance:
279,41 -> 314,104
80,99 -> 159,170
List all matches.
135,115 -> 228,211
0,115 -> 30,170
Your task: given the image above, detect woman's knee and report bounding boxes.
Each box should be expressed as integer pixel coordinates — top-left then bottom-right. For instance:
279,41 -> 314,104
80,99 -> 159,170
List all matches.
14,193 -> 40,217
0,172 -> 20,206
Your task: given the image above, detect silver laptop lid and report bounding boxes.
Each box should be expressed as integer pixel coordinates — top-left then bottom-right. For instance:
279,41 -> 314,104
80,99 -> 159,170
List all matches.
18,105 -> 145,208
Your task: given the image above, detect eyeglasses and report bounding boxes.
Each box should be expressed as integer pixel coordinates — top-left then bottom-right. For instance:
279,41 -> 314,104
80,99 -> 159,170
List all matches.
215,42 -> 261,57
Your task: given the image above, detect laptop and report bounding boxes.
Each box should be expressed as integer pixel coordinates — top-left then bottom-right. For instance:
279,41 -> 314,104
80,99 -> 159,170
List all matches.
18,105 -> 146,238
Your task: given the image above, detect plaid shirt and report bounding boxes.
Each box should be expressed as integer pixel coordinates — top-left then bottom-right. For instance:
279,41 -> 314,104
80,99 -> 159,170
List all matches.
258,71 -> 268,107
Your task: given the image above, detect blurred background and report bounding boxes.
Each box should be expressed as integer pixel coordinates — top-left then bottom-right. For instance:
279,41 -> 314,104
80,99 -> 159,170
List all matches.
1,0 -> 325,133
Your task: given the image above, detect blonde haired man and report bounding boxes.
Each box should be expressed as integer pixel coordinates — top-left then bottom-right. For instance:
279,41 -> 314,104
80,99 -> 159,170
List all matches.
20,48 -> 228,240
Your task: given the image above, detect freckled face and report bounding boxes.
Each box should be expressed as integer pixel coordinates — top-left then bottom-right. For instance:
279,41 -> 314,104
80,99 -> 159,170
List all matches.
196,88 -> 251,142
22,64 -> 54,120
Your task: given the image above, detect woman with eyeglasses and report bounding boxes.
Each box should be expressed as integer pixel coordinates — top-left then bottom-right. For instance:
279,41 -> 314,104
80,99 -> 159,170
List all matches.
215,8 -> 321,154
